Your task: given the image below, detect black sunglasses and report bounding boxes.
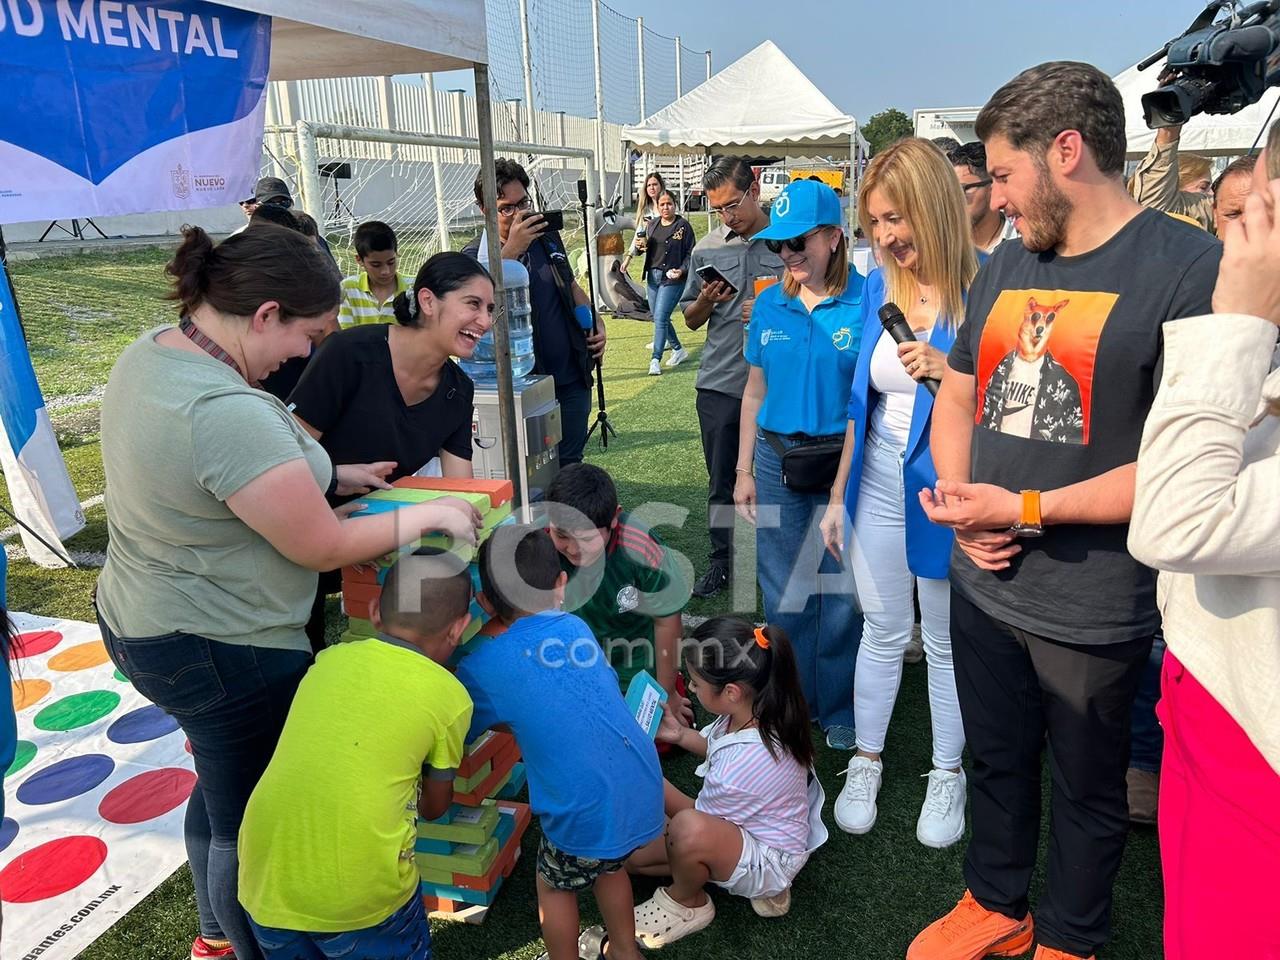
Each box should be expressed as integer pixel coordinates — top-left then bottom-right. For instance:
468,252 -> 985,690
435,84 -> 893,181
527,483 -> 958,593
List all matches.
765,229 -> 822,254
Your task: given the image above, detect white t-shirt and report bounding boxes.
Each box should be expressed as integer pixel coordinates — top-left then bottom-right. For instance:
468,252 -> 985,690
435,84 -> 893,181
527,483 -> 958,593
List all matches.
997,354 -> 1044,438
868,328 -> 926,447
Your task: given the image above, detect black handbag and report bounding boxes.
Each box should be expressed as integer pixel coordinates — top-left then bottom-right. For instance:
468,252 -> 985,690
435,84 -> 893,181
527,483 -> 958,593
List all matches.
762,430 -> 844,494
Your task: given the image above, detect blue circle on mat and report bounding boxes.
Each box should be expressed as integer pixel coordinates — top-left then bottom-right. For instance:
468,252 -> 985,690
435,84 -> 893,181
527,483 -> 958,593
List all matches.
107,704 -> 180,744
0,818 -> 17,853
15,754 -> 115,805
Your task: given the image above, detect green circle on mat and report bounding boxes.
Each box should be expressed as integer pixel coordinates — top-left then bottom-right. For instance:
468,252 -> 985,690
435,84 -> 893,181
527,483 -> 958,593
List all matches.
113,670 -> 129,684
34,691 -> 122,732
6,741 -> 36,777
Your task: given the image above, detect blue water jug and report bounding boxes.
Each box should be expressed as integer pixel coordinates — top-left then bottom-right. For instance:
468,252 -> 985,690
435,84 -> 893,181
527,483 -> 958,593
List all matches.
458,259 -> 535,384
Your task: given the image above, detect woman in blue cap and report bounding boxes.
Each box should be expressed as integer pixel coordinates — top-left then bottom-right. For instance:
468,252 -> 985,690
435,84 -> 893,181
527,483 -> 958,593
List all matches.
732,178 -> 866,749
820,137 -> 980,848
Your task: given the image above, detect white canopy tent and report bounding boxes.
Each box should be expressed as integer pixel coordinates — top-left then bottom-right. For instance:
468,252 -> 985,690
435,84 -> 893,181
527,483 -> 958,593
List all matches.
621,40 -> 867,231
1115,56 -> 1280,158
622,41 -> 867,158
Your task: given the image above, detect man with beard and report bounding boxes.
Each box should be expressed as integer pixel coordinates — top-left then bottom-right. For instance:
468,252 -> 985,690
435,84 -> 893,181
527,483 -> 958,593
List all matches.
909,62 -> 1220,960
949,141 -> 1021,253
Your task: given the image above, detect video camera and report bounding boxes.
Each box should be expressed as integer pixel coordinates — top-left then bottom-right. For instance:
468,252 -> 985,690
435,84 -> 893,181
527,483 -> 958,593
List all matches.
1139,0 -> 1280,127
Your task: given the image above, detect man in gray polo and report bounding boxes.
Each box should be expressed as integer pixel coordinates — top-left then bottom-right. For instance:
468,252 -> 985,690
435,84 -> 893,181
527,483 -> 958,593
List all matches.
681,157 -> 785,598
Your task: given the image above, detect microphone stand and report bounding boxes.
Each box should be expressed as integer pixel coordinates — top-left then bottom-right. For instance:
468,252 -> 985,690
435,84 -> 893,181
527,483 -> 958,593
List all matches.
578,179 -> 618,449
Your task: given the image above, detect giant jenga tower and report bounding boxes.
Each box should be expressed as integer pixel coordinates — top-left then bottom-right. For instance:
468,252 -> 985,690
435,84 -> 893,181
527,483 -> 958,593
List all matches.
341,477 -> 532,922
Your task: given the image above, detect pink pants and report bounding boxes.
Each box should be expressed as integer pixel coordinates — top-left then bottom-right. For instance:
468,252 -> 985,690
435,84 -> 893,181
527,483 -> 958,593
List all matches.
1158,653 -> 1280,960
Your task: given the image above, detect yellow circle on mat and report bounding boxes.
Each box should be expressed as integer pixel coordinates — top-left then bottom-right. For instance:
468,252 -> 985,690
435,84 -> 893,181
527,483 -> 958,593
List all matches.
13,678 -> 53,711
48,641 -> 111,672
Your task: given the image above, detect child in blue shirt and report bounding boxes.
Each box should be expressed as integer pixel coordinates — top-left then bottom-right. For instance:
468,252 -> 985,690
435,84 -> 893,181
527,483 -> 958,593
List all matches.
456,525 -> 662,960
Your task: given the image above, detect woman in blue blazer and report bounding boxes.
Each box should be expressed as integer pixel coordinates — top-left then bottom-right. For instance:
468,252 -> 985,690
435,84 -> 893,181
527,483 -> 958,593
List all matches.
818,138 -> 980,848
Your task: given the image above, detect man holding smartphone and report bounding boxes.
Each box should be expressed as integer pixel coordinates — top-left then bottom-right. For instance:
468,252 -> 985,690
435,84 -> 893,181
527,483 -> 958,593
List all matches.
466,160 -> 606,465
681,157 -> 785,598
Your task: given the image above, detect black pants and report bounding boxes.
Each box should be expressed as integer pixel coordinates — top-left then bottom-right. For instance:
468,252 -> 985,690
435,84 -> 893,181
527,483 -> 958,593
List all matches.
695,388 -> 740,566
305,568 -> 343,655
950,589 -> 1151,957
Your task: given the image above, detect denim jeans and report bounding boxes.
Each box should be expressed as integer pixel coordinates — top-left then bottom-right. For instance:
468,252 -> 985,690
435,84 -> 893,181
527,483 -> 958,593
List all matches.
249,893 -> 432,960
753,432 -> 862,730
97,614 -> 310,960
556,381 -> 593,466
1129,632 -> 1165,773
647,271 -> 685,361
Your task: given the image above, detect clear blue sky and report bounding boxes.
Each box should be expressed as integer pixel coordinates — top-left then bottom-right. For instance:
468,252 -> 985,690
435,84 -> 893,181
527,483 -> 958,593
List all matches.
598,0 -> 1200,121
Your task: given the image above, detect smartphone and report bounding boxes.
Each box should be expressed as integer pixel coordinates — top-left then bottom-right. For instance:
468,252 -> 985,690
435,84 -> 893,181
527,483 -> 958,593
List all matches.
537,209 -> 565,232
695,264 -> 739,295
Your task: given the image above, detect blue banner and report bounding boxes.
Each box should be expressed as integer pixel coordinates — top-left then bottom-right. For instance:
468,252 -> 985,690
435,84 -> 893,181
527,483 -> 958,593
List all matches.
0,264 -> 84,563
0,0 -> 271,221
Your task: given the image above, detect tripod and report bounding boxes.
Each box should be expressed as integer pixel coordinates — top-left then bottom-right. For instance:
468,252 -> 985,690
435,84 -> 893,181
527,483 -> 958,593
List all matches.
578,179 -> 617,450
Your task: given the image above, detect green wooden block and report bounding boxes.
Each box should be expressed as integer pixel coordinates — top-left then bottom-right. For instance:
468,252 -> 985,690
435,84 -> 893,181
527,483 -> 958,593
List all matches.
415,836 -> 498,877
417,803 -> 500,845
454,761 -> 493,795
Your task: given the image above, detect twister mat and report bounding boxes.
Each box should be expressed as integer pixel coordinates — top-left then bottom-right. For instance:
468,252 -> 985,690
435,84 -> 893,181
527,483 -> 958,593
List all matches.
3,613 -> 194,960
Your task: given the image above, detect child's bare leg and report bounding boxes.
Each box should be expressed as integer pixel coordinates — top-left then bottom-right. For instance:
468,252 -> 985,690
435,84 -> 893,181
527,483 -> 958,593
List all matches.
593,869 -> 642,960
665,808 -> 744,907
625,832 -> 670,876
536,874 -> 581,960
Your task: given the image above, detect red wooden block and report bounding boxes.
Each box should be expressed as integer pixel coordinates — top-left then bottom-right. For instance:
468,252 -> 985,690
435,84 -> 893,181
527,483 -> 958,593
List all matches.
393,477 -> 514,509
341,564 -> 381,586
458,731 -> 517,778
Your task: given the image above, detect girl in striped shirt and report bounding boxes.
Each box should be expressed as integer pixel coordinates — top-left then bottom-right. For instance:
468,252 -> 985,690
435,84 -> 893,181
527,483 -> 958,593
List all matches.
628,616 -> 829,948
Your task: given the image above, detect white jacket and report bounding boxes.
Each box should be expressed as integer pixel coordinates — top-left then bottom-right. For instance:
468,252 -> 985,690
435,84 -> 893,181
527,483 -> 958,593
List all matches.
1130,313 -> 1280,776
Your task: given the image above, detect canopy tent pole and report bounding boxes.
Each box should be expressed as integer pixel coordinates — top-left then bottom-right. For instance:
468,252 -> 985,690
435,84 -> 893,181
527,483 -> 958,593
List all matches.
473,63 -> 524,510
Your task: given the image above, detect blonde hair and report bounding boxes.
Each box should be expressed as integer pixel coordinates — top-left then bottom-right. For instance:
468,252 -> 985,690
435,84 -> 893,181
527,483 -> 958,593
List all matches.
1177,153 -> 1212,190
781,229 -> 850,299
858,138 -> 979,328
1267,118 -> 1280,180
637,172 -> 665,223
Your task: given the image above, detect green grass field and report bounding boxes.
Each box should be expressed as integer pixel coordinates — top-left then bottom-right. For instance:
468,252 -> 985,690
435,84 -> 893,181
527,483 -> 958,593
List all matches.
2,243 -> 1162,959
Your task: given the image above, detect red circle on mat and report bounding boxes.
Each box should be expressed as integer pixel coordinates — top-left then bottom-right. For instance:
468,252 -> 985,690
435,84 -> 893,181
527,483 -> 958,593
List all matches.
8,630 -> 63,660
0,836 -> 107,903
99,768 -> 196,824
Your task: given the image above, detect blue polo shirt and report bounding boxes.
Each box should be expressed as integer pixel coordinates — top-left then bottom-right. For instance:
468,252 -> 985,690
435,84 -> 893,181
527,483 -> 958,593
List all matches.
745,266 -> 866,437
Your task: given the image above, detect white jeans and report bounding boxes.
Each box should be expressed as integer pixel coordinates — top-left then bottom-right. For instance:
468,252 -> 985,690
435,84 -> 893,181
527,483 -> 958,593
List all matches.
848,432 -> 964,769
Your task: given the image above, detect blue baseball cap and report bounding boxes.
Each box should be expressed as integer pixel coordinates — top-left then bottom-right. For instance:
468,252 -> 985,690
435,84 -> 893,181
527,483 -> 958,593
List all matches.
755,179 -> 842,241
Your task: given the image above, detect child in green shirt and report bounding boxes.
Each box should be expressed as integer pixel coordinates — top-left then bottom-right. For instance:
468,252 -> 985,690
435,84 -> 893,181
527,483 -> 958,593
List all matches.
238,553 -> 474,959
545,463 -> 693,724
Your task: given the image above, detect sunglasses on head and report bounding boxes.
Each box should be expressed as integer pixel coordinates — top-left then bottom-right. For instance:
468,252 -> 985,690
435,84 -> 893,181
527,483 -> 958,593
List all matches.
765,229 -> 823,254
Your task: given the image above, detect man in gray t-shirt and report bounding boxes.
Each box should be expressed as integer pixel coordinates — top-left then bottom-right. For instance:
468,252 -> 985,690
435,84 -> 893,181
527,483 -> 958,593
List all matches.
680,158 -> 785,597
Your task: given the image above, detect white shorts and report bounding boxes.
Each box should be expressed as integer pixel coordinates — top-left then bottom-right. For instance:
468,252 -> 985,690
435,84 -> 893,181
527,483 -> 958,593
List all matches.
713,826 -> 808,900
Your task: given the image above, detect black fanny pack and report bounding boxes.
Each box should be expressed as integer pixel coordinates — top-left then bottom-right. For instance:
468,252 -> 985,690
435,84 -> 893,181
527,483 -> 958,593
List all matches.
763,430 -> 844,494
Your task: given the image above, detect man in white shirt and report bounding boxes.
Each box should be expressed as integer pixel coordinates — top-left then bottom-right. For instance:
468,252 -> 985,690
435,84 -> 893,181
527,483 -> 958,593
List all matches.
949,141 -> 1021,254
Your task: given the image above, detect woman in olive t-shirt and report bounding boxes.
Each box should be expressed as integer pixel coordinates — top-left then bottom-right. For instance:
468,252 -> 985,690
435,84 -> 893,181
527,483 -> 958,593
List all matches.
96,226 -> 481,960
289,252 -> 497,650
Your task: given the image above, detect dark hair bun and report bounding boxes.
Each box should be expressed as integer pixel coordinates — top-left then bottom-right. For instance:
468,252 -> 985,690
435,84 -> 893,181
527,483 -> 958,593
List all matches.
392,290 -> 416,326
165,225 -> 215,313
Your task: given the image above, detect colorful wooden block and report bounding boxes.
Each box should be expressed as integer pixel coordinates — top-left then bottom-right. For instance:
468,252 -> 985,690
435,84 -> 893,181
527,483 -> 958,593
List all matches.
395,477 -> 514,509
417,802 -> 500,844
416,835 -> 499,877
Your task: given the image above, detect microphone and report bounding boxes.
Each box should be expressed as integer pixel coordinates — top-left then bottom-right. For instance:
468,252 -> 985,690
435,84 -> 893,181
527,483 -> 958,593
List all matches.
878,302 -> 938,396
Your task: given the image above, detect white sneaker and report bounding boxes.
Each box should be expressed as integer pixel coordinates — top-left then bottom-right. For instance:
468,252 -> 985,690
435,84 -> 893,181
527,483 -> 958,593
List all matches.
916,768 -> 967,849
666,347 -> 689,367
834,756 -> 882,834
645,341 -> 655,349
648,359 -> 662,376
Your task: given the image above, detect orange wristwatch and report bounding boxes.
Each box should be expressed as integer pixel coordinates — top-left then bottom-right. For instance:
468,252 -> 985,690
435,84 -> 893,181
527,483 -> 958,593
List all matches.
1010,489 -> 1043,538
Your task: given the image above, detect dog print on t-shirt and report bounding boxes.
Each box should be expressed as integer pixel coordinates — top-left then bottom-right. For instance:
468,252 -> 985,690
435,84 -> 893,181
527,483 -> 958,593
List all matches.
974,290 -> 1119,445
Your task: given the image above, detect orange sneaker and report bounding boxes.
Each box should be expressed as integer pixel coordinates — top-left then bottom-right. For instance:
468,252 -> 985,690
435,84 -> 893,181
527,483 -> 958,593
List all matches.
907,890 -> 1035,960
1033,948 -> 1095,960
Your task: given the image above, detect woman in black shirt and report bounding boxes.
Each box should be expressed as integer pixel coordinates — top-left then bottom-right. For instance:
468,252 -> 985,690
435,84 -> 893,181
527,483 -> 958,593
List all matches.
289,252 -> 496,649
643,189 -> 695,376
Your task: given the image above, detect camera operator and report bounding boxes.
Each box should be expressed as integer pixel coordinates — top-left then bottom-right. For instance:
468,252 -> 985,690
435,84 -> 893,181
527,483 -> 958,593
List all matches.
1130,123 -> 1257,235
464,160 -> 606,465
1129,118 -> 1280,960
